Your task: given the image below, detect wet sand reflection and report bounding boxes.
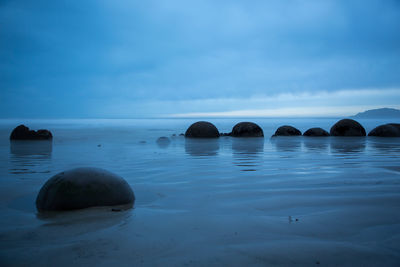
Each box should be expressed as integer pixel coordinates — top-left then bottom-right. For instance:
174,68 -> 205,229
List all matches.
232,138 -> 264,171
185,139 -> 220,157
330,137 -> 366,155
368,137 -> 400,156
9,141 -> 52,174
303,137 -> 329,152
270,136 -> 302,152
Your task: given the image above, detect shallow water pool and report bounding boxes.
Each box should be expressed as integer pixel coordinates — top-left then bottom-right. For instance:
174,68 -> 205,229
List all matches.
0,118 -> 399,266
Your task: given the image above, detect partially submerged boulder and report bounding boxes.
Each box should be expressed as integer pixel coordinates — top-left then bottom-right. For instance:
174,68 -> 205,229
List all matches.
156,136 -> 171,148
330,119 -> 366,136
185,121 -> 219,138
36,167 -> 135,212
303,127 -> 330,137
231,122 -> 264,137
10,125 -> 52,140
368,124 -> 400,137
272,125 -> 301,137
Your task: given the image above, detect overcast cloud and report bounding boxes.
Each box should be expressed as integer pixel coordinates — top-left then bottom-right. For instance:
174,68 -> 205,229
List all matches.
1,0 -> 400,118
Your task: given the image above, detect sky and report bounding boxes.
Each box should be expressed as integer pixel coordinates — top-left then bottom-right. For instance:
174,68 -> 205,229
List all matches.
1,0 -> 400,118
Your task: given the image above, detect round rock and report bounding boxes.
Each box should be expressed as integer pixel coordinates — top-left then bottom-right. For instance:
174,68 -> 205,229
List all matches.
36,167 -> 135,212
273,125 -> 301,136
156,136 -> 171,148
231,122 -> 264,137
330,119 -> 366,136
10,125 -> 52,140
185,121 -> 219,138
368,124 -> 400,137
303,127 -> 330,137
388,123 -> 400,131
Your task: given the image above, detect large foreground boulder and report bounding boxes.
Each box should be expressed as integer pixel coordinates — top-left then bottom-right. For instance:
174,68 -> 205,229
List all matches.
272,125 -> 301,137
231,122 -> 264,137
10,125 -> 52,140
185,121 -> 219,138
303,127 -> 330,137
330,119 -> 366,136
368,124 -> 400,137
36,167 -> 135,212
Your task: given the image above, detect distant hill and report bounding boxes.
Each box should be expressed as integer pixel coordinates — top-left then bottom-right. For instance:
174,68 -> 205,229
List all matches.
352,108 -> 400,118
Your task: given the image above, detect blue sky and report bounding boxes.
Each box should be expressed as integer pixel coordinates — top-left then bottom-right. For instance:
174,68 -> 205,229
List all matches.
1,0 -> 400,118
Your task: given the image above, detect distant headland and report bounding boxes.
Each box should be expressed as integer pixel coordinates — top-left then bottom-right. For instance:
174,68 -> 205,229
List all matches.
352,108 -> 400,119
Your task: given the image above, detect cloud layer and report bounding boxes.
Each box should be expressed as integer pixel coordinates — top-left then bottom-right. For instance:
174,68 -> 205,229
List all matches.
1,0 -> 400,118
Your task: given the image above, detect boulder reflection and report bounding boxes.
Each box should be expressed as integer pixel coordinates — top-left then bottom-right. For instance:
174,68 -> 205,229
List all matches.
36,207 -> 132,238
270,136 -> 302,152
232,138 -> 264,171
330,137 -> 366,154
368,137 -> 400,156
303,137 -> 329,152
185,139 -> 220,157
10,140 -> 53,156
9,140 -> 52,174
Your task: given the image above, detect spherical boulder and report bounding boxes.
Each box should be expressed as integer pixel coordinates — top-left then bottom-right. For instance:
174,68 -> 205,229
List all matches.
368,124 -> 400,137
303,127 -> 330,137
272,125 -> 301,137
389,123 -> 400,131
231,122 -> 264,137
185,121 -> 219,138
36,167 -> 135,212
10,125 -> 52,140
330,119 -> 366,136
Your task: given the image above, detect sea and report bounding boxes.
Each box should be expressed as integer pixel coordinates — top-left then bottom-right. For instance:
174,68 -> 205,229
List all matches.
0,118 -> 399,266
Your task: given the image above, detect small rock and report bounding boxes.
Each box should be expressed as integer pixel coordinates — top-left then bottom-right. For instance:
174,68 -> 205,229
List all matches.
156,136 -> 171,148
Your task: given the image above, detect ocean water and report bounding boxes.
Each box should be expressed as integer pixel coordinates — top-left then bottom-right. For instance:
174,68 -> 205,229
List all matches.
0,118 -> 399,266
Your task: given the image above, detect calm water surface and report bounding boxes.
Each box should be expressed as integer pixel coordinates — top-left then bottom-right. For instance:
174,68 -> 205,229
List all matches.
0,118 -> 399,266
